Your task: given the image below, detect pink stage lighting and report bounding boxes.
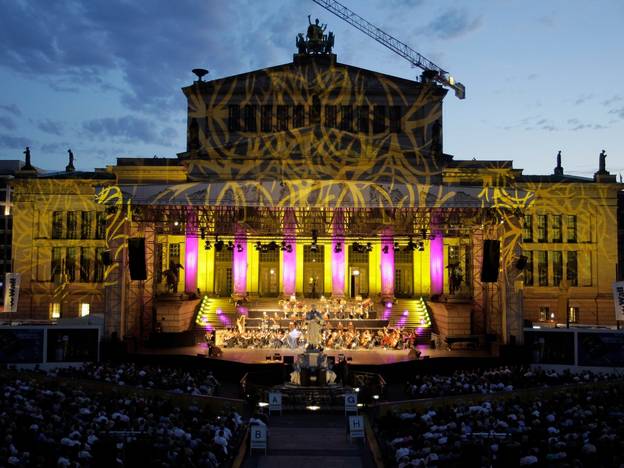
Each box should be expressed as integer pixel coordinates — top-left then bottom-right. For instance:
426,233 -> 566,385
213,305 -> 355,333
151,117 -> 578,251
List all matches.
184,232 -> 198,294
430,233 -> 444,295
381,237 -> 395,298
233,232 -> 247,295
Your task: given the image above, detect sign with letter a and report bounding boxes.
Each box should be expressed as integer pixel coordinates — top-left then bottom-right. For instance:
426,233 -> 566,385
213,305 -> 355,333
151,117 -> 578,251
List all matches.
3,273 -> 21,313
613,281 -> 624,321
268,391 -> 282,415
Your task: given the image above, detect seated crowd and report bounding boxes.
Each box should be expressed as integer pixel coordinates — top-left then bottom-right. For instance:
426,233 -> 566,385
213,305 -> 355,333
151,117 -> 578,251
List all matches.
0,375 -> 245,467
52,362 -> 220,396
405,366 -> 621,399
376,382 -> 624,467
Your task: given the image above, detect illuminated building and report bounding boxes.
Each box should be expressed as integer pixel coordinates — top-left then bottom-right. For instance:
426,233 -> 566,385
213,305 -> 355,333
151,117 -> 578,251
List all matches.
7,31 -> 622,343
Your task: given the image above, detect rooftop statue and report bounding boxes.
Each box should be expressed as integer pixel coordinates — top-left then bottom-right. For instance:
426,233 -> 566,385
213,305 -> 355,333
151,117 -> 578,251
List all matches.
295,16 -> 334,55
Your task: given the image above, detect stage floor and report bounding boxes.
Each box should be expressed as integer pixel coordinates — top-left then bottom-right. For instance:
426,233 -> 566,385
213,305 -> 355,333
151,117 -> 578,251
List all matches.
139,343 -> 490,365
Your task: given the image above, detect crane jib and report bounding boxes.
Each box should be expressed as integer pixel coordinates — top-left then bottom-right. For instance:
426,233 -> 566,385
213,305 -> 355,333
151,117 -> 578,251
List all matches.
311,0 -> 466,99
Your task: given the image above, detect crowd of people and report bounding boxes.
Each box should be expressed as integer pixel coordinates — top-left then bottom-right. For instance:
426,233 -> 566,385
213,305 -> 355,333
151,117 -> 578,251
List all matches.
218,325 -> 422,350
0,375 -> 245,467
404,366 -> 622,399
377,381 -> 624,467
52,362 -> 221,397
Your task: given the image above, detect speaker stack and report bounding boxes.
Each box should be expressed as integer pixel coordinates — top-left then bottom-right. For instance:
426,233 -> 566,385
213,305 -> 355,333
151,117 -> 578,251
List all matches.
481,239 -> 500,283
128,238 -> 147,281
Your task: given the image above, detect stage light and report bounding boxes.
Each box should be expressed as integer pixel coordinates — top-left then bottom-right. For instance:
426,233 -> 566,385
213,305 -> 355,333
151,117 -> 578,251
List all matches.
214,236 -> 224,252
366,242 -> 372,252
382,245 -> 389,254
334,242 -> 342,253
373,394 -> 380,400
268,241 -> 278,251
306,405 -> 320,411
226,241 -> 234,251
416,241 -> 425,252
174,221 -> 179,226
237,243 -> 243,253
354,387 -> 360,393
394,242 -> 400,251
310,243 -> 318,253
255,242 -> 262,251
257,402 -> 269,408
204,240 -> 212,250
200,228 -> 205,240
312,229 -> 318,244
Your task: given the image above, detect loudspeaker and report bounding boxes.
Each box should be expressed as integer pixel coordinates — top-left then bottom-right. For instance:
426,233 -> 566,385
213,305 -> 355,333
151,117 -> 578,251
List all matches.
516,255 -> 528,270
101,250 -> 113,266
481,239 -> 500,282
128,238 -> 147,280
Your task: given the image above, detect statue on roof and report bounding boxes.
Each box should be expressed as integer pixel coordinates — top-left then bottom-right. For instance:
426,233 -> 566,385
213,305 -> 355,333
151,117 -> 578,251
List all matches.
296,16 -> 334,55
599,149 -> 607,173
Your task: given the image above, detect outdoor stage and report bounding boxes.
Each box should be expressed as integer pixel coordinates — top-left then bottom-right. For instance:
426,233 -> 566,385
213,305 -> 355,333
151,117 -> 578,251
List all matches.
140,342 -> 491,365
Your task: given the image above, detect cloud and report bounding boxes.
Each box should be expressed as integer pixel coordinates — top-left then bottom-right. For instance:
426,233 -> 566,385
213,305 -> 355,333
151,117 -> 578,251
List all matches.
82,115 -> 176,146
609,106 -> 624,119
40,142 -> 71,155
37,119 -> 65,136
0,103 -> 21,116
0,116 -> 16,130
574,93 -> 593,105
0,134 -> 31,149
423,8 -> 482,39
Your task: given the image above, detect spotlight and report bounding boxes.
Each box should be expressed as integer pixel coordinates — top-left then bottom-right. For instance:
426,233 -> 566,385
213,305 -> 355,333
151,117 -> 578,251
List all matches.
405,237 -> 416,252
214,236 -> 224,252
416,241 -> 425,252
255,242 -> 262,251
200,228 -> 205,240
312,229 -> 318,244
174,221 -> 179,226
268,241 -> 278,251
366,242 -> 372,252
204,240 -> 212,250
352,242 -> 362,253
237,243 -> 243,253
281,242 -> 293,253
382,245 -> 389,254
310,243 -> 318,253
226,241 -> 234,251
394,242 -> 400,251
334,242 -> 342,253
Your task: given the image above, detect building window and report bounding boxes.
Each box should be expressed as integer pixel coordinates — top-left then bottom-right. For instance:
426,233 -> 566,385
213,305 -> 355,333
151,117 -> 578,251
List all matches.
539,306 -> 549,321
50,303 -> 61,319
95,212 -> 106,240
277,105 -> 289,131
324,105 -> 337,128
79,303 -> 90,317
81,212 -> 92,239
537,215 -> 547,243
551,215 -> 562,243
80,247 -> 91,282
243,104 -> 257,132
94,247 -> 105,282
340,105 -> 353,132
293,105 -> 305,127
389,105 -> 401,132
52,211 -> 63,239
566,215 -> 577,243
228,105 -> 241,131
537,250 -> 548,286
261,104 -> 272,132
567,250 -> 578,287
66,247 -> 76,282
552,250 -> 562,286
524,251 -> 533,286
523,215 -> 533,242
373,105 -> 386,133
357,105 -> 369,133
52,247 -> 62,283
66,211 -> 78,239
568,306 -> 578,324
303,245 -> 324,263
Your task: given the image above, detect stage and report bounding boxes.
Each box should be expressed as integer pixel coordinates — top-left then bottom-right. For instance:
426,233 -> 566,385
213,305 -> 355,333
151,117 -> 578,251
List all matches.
139,343 -> 491,365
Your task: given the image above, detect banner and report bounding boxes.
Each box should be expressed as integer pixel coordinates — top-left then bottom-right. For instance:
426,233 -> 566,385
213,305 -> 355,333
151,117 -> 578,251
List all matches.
613,281 -> 624,321
3,273 -> 21,313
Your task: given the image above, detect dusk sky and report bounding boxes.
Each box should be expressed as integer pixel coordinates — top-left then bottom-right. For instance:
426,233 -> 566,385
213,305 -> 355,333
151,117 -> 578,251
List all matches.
0,0 -> 622,178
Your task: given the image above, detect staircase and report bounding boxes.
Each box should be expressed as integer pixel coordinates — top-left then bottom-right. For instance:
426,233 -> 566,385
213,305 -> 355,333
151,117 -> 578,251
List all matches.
385,297 -> 433,344
193,296 -> 238,331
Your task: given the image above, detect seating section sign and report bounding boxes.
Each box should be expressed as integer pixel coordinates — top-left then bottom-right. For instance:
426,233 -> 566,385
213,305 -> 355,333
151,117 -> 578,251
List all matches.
250,425 -> 267,453
345,392 -> 358,413
613,281 -> 624,321
349,415 -> 365,440
268,391 -> 282,414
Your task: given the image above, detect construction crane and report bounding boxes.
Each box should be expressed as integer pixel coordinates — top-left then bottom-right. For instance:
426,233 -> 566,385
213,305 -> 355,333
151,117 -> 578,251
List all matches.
311,0 -> 466,99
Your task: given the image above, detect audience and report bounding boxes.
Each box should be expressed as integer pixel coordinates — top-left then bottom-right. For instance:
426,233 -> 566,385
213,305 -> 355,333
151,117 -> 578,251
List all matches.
405,366 -> 621,399
0,375 -> 245,467
52,362 -> 220,397
379,374 -> 624,467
